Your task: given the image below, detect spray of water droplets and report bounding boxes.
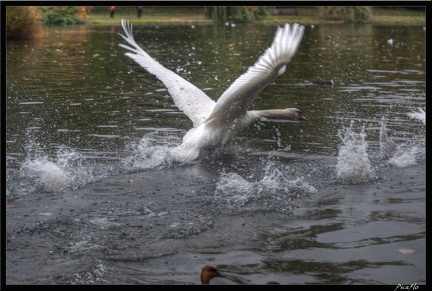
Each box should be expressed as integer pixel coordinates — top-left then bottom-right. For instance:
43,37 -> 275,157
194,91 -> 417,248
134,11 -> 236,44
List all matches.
336,121 -> 377,184
19,148 -> 101,193
379,115 -> 425,168
214,158 -> 317,212
121,132 -> 184,171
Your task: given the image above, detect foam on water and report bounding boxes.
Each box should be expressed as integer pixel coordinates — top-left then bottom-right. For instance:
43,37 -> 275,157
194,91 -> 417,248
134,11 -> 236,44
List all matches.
387,138 -> 425,168
336,121 -> 377,184
388,146 -> 419,168
13,112 -> 424,198
378,115 -> 425,168
20,156 -> 70,192
214,159 -> 317,212
214,172 -> 258,207
14,132 -> 118,195
121,132 -> 184,171
19,148 -> 101,192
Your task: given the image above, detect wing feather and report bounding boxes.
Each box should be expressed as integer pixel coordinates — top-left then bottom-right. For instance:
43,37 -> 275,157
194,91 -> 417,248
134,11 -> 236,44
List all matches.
118,19 -> 215,127
209,23 -> 304,120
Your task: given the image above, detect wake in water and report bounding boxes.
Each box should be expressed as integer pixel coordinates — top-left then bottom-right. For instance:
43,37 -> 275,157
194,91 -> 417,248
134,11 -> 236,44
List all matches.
214,158 -> 317,213
13,131 -> 184,196
14,130 -> 195,196
12,110 -> 424,199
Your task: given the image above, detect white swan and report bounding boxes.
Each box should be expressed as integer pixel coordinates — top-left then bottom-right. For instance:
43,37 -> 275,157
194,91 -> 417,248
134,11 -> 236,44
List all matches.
407,108 -> 425,125
119,20 -> 306,162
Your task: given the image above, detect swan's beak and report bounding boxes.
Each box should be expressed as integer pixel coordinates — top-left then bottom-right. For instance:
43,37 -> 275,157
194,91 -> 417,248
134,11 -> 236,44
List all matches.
296,109 -> 307,121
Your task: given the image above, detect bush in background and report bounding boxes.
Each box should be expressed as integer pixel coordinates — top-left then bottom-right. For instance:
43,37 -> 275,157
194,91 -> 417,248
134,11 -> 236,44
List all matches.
41,6 -> 87,26
204,6 -> 273,23
6,6 -> 42,39
320,6 -> 372,23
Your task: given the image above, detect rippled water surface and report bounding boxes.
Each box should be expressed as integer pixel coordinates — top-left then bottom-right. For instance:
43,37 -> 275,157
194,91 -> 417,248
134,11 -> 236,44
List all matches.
5,22 -> 426,285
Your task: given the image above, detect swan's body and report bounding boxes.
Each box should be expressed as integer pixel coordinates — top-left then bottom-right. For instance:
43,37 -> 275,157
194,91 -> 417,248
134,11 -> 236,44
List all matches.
407,108 -> 425,125
119,20 -> 306,162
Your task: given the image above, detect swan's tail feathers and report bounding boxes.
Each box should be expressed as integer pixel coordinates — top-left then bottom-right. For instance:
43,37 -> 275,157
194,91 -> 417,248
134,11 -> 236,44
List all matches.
407,108 -> 426,125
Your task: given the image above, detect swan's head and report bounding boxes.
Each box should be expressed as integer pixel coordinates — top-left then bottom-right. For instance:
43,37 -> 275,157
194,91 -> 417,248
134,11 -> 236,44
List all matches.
286,108 -> 308,121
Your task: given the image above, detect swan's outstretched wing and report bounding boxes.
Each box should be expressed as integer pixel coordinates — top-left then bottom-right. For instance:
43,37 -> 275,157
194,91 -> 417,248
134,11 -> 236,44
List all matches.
118,19 -> 216,127
407,108 -> 426,125
209,23 -> 305,121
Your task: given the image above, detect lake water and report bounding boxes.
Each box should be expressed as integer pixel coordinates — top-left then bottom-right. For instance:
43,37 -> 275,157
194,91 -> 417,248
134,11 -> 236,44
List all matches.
5,21 -> 426,285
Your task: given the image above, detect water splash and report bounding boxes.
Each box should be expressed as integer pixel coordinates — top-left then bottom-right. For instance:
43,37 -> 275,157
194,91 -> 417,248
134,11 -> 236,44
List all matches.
379,115 -> 425,168
336,121 -> 377,184
407,108 -> 426,125
388,144 -> 421,168
388,150 -> 416,168
14,130 -> 117,194
379,117 -> 397,160
20,155 -> 70,192
214,172 -> 259,207
17,130 -> 194,195
121,132 -> 183,171
20,148 -> 100,192
214,159 -> 317,212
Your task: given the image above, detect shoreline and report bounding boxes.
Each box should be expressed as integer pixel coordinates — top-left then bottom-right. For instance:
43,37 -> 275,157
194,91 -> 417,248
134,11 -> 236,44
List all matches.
85,14 -> 425,26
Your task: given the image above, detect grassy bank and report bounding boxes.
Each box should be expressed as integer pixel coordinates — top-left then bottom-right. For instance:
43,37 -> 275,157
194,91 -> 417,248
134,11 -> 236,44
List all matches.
85,6 -> 426,25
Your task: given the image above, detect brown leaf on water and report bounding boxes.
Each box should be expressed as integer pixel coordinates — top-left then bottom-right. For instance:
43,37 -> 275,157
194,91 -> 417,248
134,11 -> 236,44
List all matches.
128,179 -> 136,183
38,212 -> 53,217
398,248 -> 415,254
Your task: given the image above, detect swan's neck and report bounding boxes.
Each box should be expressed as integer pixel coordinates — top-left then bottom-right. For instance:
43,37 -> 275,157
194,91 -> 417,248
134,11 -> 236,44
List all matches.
205,109 -> 300,136
248,109 -> 299,122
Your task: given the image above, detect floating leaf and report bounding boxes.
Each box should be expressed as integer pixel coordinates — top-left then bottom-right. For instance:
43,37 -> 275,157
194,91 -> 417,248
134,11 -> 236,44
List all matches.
39,212 -> 53,217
